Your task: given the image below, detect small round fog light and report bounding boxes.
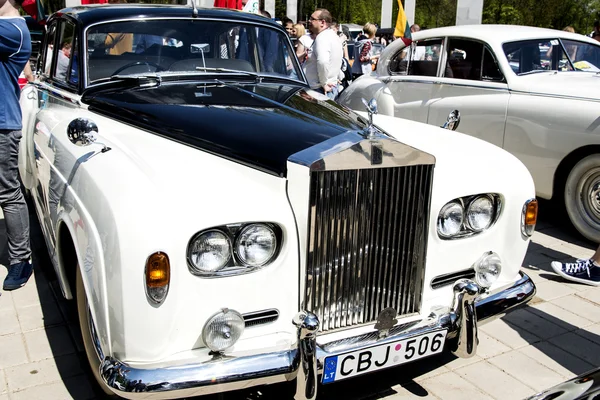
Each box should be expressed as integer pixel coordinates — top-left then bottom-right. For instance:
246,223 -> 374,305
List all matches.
202,309 -> 245,352
474,251 -> 502,288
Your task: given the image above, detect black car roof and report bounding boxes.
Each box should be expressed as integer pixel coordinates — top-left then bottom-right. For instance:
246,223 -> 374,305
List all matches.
49,4 -> 280,28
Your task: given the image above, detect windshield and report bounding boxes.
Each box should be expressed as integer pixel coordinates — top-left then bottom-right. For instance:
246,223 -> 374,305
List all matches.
86,19 -> 303,84
503,38 -> 600,75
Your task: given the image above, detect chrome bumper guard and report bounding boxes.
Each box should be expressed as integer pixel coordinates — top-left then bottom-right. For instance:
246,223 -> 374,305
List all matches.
100,272 -> 535,400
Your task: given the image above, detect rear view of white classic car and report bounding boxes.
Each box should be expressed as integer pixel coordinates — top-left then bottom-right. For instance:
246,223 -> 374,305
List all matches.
339,24 -> 600,244
19,5 -> 536,399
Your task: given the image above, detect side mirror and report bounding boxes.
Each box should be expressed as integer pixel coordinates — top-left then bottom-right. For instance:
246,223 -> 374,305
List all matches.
441,110 -> 460,131
67,118 -> 111,153
68,118 -> 98,147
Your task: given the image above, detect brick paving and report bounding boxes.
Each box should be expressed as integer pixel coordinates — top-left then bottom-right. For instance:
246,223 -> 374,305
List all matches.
1,201 -> 599,400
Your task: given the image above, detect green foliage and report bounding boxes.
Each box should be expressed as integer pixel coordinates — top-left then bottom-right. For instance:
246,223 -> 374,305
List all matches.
275,0 -> 600,36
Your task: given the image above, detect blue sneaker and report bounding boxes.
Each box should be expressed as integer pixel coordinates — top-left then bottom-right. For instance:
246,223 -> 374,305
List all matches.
551,258 -> 600,286
3,261 -> 33,291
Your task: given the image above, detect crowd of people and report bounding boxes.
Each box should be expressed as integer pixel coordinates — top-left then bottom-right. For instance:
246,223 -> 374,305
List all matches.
278,9 -> 406,100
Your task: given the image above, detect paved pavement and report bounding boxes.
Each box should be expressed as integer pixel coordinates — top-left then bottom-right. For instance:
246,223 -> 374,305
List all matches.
1,200 -> 599,400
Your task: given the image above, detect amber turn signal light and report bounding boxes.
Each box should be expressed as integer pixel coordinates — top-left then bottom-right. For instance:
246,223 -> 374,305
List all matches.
145,252 -> 170,304
521,199 -> 538,237
525,200 -> 538,226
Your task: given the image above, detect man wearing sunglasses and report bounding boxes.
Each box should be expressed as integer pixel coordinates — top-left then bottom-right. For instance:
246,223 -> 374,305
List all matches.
304,8 -> 342,100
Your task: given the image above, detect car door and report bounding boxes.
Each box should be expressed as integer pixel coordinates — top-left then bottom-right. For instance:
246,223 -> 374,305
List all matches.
31,18 -> 84,248
426,38 -> 509,148
382,37 -> 445,123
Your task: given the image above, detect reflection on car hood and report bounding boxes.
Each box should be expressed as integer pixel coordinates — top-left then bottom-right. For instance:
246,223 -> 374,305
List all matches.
512,72 -> 600,101
83,82 -> 367,177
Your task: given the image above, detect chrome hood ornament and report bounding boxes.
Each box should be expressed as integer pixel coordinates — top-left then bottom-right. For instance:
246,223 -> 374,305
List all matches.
361,98 -> 378,139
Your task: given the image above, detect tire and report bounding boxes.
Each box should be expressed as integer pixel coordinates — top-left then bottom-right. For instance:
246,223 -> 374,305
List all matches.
564,154 -> 600,243
76,267 -> 115,396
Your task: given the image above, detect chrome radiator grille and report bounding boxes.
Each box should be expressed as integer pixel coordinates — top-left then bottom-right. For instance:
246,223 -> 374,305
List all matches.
304,165 -> 433,332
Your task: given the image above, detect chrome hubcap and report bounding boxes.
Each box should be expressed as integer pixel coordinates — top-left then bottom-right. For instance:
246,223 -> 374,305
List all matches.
579,167 -> 600,224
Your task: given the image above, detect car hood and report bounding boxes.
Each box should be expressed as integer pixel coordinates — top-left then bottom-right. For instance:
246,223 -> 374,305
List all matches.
510,72 -> 600,101
83,81 -> 367,177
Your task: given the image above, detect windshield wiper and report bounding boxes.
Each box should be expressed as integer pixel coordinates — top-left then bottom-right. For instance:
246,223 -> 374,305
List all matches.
82,74 -> 161,97
109,74 -> 162,88
194,67 -> 262,81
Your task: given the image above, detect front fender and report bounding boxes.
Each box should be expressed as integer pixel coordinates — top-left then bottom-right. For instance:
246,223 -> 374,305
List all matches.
338,76 -> 393,116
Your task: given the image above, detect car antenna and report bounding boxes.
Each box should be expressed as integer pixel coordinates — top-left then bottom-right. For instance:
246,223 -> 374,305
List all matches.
191,0 -> 198,18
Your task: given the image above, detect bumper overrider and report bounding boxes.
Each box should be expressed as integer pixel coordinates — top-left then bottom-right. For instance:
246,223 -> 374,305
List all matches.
99,272 -> 535,399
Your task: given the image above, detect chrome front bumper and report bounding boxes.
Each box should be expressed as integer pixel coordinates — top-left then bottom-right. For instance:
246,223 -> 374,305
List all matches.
99,272 -> 535,400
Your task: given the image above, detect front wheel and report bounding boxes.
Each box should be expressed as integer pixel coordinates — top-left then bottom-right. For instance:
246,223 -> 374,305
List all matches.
564,154 -> 600,243
76,267 -> 115,396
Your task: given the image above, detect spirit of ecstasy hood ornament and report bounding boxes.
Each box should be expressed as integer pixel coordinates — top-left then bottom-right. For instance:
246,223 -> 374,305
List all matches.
361,98 -> 378,139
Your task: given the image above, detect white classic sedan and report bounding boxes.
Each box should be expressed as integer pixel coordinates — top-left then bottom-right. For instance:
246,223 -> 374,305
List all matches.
338,25 -> 600,243
20,6 -> 536,399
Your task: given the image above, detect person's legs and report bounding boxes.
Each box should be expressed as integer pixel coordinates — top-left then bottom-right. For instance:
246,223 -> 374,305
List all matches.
0,130 -> 32,290
551,243 -> 600,286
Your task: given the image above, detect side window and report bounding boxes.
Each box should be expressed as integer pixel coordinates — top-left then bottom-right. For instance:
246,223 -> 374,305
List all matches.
41,23 -> 57,76
53,21 -> 75,84
407,38 -> 443,77
445,38 -> 484,80
482,47 -> 504,81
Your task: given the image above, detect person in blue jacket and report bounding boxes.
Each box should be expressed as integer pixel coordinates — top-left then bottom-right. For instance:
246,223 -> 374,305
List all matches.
0,0 -> 33,291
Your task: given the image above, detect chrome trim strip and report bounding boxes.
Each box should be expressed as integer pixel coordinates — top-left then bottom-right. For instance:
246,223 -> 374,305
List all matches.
381,77 -> 509,91
509,88 -> 600,103
33,81 -> 83,107
96,272 -> 534,399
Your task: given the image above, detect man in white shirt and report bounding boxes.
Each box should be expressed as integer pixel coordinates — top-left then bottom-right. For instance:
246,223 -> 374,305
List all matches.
303,8 -> 342,100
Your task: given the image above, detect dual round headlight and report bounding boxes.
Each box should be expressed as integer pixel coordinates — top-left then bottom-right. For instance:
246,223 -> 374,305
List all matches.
188,223 -> 279,276
438,195 -> 498,238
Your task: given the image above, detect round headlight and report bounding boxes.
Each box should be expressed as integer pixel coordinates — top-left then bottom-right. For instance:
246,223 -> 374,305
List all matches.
188,230 -> 231,274
437,201 -> 464,237
235,224 -> 277,267
202,309 -> 245,352
474,251 -> 502,288
466,196 -> 494,232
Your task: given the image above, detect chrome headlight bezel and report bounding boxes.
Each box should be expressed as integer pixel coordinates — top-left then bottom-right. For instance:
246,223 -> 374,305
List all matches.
437,194 -> 502,239
187,222 -> 282,278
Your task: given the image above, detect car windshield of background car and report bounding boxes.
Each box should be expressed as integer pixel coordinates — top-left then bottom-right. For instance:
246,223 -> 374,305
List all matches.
501,38 -> 593,75
85,20 -> 302,85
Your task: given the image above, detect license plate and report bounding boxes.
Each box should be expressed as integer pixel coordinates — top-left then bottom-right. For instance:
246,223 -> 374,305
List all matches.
322,330 -> 447,383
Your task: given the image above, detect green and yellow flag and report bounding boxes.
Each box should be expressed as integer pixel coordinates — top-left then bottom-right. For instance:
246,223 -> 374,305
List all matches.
394,0 -> 412,39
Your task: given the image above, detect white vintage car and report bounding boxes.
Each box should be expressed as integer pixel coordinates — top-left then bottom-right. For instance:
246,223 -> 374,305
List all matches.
338,25 -> 600,243
20,6 -> 537,399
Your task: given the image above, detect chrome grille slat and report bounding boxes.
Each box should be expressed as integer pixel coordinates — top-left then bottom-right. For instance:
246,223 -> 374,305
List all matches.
305,165 -> 433,332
